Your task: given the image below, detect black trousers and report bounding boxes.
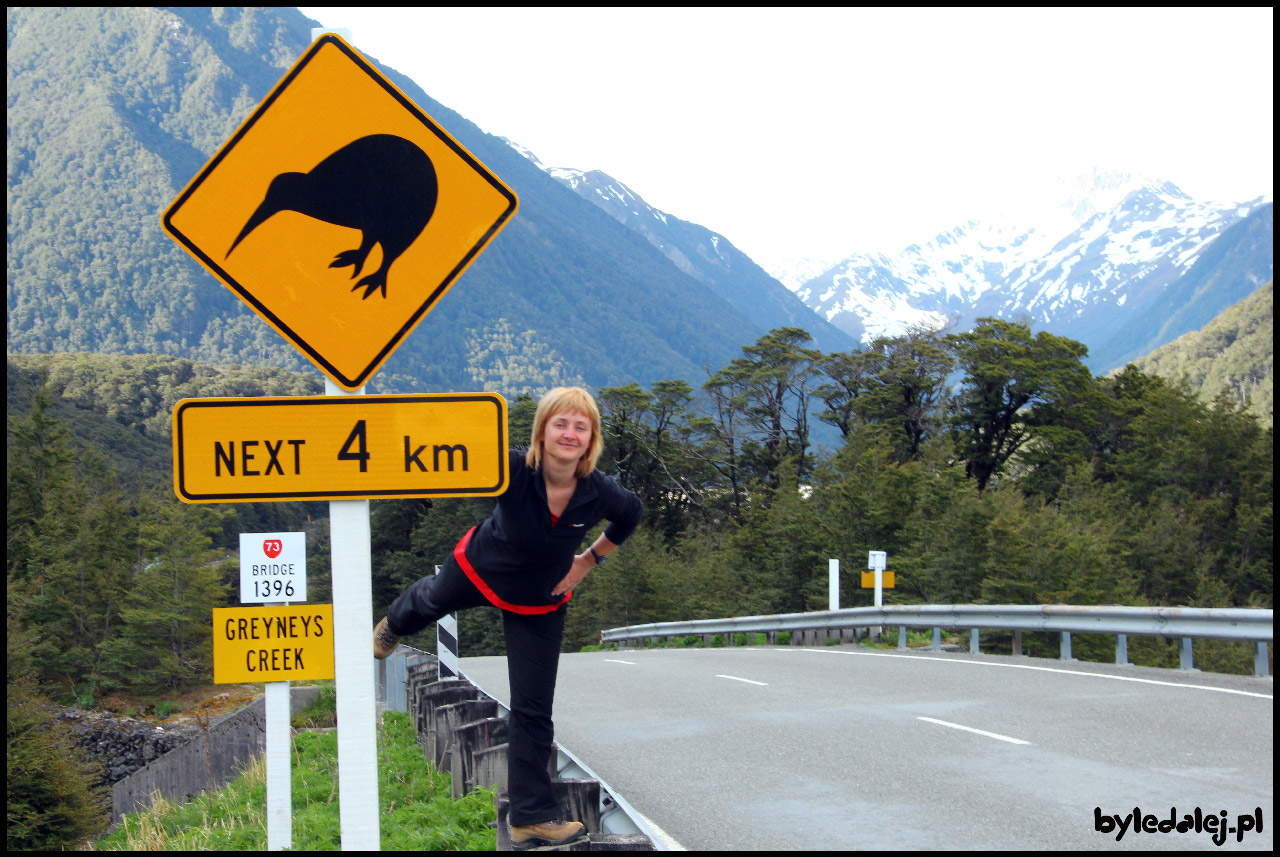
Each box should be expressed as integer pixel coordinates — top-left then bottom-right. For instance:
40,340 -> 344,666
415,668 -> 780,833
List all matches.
386,556 -> 566,827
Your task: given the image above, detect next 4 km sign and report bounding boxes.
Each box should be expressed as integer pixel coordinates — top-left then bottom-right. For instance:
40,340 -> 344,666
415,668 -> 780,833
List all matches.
173,393 -> 507,503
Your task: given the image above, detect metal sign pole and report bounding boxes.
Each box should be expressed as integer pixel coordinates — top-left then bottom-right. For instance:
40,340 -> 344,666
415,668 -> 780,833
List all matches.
327,378 -> 380,850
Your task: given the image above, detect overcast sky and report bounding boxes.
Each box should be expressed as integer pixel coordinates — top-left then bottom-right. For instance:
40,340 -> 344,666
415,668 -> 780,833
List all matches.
298,7 -> 1273,272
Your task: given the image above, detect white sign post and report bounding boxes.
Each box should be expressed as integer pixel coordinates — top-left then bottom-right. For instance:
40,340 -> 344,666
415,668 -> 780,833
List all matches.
829,559 -> 840,611
264,674 -> 291,851
239,531 -> 307,851
868,551 -> 887,640
326,378 -> 380,850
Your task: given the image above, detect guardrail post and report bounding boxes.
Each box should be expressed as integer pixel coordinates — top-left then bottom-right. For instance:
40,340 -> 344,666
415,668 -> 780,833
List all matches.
1180,637 -> 1195,671
1256,642 -> 1270,677
1060,631 -> 1072,660
897,626 -> 906,649
970,628 -> 980,654
931,627 -> 941,651
1012,630 -> 1022,656
1115,633 -> 1129,666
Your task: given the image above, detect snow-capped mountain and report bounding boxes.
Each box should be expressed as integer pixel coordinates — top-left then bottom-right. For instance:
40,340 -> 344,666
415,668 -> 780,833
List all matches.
794,179 -> 1273,371
789,218 -> 1064,343
766,255 -> 847,292
504,141 -> 854,354
501,141 -> 1270,373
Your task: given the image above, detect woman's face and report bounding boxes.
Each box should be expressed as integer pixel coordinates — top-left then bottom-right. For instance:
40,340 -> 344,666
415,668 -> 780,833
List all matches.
541,409 -> 593,467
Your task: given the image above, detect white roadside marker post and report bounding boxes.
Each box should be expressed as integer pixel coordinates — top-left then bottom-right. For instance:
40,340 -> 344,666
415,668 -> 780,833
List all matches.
829,558 -> 840,612
869,550 -> 887,641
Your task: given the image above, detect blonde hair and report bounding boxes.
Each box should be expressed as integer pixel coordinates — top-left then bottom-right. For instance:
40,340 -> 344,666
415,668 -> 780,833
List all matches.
526,386 -> 604,478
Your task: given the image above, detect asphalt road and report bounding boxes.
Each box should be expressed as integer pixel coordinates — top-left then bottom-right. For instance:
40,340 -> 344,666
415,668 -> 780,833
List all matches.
460,645 -> 1273,850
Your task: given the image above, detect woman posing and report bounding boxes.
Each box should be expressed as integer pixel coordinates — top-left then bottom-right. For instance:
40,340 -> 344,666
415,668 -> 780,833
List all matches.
374,386 -> 643,850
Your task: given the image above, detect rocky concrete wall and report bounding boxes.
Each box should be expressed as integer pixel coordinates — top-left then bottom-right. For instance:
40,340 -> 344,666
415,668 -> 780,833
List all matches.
63,686 -> 321,824
58,709 -> 200,787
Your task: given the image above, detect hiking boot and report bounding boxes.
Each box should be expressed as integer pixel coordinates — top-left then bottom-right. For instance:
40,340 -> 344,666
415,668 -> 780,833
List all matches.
373,616 -> 400,660
509,819 -> 586,850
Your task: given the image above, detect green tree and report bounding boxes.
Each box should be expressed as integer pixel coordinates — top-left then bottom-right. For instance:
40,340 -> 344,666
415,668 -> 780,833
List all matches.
599,379 -> 706,540
731,466 -> 827,614
23,450 -> 137,702
815,349 -> 880,438
948,318 -> 1093,492
6,677 -> 109,850
98,497 -> 231,693
1094,371 -> 1273,607
7,384 -> 143,701
7,383 -> 76,577
598,382 -> 651,490
862,327 -> 955,461
694,365 -> 752,521
702,328 -> 822,499
811,427 -> 908,596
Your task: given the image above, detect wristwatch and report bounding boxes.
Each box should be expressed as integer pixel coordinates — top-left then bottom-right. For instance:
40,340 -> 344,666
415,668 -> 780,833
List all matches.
589,546 -> 607,566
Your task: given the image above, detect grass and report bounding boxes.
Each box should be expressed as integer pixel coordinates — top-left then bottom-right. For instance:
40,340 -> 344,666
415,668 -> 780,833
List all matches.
95,711 -> 496,850
291,682 -> 337,729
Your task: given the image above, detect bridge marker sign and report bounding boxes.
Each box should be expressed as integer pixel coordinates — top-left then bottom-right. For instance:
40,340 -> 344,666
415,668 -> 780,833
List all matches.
162,34 -> 518,391
240,531 -> 307,603
172,392 -> 508,503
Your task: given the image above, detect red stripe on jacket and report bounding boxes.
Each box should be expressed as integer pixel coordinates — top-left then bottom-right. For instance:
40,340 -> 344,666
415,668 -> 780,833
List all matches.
454,526 -> 572,615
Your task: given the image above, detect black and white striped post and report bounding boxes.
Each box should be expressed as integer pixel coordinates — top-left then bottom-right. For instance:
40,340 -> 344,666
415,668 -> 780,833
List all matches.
437,613 -> 459,679
434,565 -> 460,680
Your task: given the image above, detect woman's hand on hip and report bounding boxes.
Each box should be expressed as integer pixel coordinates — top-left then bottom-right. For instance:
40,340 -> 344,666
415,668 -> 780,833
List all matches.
552,552 -> 594,596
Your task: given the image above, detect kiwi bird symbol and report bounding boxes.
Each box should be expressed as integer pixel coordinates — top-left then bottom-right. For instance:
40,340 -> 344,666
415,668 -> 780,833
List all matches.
226,134 -> 438,299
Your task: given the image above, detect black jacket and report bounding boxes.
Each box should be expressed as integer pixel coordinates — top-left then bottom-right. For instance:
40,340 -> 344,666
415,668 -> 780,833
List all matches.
462,449 -> 643,609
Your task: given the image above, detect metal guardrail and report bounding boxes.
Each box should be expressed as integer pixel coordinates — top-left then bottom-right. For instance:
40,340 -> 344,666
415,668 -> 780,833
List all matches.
600,604 -> 1274,676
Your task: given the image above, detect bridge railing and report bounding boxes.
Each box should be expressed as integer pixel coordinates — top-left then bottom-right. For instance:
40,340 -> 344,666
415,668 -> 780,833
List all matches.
600,604 -> 1274,677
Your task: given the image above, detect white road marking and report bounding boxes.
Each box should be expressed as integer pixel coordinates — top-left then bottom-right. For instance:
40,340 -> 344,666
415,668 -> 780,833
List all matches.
715,674 -> 768,686
917,716 -> 1032,745
604,659 -> 636,665
636,809 -> 688,851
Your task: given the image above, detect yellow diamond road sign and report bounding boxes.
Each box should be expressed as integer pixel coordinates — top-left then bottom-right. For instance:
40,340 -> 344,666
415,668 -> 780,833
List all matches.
162,35 -> 518,391
173,393 -> 508,503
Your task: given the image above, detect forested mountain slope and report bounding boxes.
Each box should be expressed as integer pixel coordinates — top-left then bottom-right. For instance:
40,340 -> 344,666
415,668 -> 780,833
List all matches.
7,7 -> 775,396
1122,281 -> 1272,426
